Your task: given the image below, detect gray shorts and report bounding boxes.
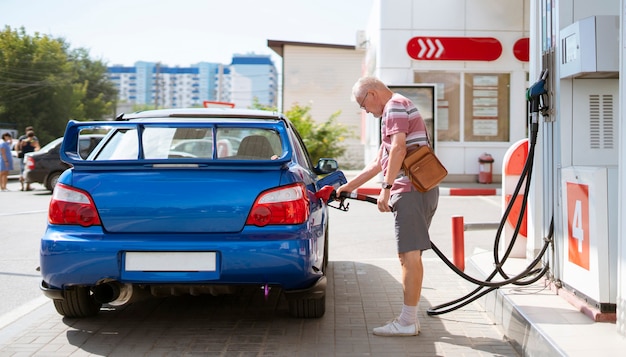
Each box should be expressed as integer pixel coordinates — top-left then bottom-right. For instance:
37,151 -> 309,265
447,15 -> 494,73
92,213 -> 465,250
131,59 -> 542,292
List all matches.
390,187 -> 439,254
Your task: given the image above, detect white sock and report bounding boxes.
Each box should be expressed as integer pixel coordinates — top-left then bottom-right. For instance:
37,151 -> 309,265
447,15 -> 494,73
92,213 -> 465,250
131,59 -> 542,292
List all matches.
398,304 -> 418,326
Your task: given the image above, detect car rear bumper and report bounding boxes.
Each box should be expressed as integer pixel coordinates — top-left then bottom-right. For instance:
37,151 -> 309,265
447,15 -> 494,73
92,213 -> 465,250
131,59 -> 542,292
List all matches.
23,168 -> 47,184
40,225 -> 325,292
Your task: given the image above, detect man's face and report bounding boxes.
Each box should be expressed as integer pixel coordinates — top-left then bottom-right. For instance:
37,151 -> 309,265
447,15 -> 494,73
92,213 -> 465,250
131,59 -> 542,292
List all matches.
357,90 -> 383,118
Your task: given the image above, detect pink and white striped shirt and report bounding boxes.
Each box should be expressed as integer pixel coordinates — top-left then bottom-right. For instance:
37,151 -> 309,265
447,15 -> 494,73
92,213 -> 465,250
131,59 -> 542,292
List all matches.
380,93 -> 429,194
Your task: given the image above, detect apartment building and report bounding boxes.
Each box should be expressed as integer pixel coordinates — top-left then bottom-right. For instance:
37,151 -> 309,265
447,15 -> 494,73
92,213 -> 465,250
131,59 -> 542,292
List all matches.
107,54 -> 277,111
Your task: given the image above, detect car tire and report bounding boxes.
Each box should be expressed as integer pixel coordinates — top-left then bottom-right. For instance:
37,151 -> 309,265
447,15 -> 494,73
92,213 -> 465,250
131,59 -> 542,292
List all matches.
52,286 -> 102,318
46,171 -> 62,191
287,295 -> 326,318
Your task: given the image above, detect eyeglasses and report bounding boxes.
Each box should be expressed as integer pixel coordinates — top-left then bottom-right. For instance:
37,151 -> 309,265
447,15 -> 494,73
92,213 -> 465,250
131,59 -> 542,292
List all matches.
358,92 -> 369,109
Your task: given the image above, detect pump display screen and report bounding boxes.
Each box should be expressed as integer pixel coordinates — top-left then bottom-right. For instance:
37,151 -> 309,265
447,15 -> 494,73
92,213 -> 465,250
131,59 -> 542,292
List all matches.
563,33 -> 578,64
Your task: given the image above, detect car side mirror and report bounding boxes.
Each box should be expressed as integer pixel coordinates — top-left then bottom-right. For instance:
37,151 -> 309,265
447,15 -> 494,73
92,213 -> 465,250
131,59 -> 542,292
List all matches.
314,158 -> 338,174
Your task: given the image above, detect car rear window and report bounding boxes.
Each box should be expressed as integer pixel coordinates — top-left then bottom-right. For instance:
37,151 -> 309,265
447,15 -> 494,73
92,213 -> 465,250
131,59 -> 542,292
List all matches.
93,126 -> 283,161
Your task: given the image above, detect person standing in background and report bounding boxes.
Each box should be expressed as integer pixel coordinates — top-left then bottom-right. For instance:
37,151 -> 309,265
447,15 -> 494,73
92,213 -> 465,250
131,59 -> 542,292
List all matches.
1,132 -> 14,191
16,127 -> 40,191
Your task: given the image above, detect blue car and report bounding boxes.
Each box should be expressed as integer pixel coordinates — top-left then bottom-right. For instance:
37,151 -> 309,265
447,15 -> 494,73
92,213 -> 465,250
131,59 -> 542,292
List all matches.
40,108 -> 346,318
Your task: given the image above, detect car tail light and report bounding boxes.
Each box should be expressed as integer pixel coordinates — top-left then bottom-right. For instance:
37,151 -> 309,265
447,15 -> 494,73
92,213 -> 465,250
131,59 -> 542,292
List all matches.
48,183 -> 101,227
246,183 -> 310,227
26,156 -> 35,170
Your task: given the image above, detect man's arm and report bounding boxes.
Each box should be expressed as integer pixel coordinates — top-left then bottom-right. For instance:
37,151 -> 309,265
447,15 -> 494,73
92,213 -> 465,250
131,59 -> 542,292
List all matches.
337,146 -> 383,194
376,132 -> 406,212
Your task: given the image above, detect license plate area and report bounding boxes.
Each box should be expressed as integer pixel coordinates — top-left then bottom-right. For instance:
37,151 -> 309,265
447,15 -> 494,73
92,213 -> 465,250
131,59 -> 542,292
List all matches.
122,252 -> 219,282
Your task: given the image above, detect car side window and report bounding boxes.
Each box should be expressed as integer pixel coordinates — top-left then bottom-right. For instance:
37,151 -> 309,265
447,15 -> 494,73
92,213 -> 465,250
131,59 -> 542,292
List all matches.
78,137 -> 103,159
288,128 -> 313,170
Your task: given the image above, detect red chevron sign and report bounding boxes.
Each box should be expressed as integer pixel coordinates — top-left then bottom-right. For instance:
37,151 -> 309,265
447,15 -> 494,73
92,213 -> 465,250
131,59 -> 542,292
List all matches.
407,37 -> 502,61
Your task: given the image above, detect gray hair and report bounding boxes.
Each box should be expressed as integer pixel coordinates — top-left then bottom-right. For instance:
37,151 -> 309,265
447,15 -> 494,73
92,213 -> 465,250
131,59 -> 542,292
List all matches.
352,76 -> 388,99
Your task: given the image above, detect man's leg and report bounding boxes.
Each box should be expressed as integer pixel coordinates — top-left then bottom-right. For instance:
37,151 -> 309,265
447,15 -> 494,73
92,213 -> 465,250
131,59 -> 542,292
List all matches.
372,250 -> 423,336
398,250 -> 422,328
400,250 -> 423,305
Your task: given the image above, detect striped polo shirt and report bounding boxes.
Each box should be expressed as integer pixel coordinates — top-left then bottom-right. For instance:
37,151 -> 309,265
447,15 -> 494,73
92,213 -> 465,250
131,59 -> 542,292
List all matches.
380,93 -> 429,194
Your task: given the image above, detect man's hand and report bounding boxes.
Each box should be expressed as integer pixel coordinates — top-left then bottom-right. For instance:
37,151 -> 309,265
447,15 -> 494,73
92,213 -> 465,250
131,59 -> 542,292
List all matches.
377,189 -> 391,212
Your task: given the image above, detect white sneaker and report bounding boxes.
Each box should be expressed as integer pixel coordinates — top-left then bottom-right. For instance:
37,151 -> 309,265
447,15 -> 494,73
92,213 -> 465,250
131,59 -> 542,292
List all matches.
372,318 -> 420,336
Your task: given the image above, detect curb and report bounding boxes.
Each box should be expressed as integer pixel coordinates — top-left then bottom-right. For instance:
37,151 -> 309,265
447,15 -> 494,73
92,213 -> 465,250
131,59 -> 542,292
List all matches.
355,187 -> 502,196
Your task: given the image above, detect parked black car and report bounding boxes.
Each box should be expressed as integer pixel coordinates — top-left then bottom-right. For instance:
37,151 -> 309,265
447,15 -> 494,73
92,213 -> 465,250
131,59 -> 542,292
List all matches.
23,135 -> 104,191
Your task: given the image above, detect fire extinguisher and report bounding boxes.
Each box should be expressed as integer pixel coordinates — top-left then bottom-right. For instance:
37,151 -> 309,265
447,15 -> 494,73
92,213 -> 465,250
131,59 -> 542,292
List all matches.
478,153 -> 494,184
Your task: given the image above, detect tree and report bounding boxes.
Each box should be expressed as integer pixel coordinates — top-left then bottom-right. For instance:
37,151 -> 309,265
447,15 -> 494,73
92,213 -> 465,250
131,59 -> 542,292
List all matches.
250,99 -> 352,164
67,48 -> 117,120
0,27 -> 117,144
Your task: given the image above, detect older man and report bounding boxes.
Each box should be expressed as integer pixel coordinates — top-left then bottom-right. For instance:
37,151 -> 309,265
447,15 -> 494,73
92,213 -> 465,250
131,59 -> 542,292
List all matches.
337,76 -> 439,336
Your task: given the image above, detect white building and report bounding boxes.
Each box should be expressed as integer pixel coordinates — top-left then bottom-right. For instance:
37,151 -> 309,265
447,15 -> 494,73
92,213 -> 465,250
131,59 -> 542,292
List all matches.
269,40 -> 366,168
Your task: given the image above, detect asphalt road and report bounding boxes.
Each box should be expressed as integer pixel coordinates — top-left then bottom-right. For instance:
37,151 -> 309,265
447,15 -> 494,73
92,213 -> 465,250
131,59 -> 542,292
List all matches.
0,179 -> 50,320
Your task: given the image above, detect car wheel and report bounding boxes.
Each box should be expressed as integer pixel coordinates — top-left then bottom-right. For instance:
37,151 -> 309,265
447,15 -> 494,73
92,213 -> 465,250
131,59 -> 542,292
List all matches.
52,286 -> 102,318
288,295 -> 326,318
46,171 -> 62,191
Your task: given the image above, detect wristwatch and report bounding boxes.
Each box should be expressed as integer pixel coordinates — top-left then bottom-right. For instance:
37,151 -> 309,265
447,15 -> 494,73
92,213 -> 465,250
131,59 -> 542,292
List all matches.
381,182 -> 393,189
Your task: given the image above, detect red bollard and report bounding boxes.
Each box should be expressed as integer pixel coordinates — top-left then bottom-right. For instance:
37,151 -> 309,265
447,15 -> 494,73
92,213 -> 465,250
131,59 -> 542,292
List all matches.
451,215 -> 465,271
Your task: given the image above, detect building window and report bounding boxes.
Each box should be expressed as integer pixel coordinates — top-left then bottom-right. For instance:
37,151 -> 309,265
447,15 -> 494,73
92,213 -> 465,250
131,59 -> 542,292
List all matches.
464,73 -> 510,142
414,72 -> 460,142
414,71 -> 510,143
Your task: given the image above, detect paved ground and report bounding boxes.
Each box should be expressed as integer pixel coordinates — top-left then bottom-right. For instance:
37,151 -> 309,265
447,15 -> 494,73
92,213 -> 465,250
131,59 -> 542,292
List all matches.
0,182 -> 518,356
0,258 -> 517,356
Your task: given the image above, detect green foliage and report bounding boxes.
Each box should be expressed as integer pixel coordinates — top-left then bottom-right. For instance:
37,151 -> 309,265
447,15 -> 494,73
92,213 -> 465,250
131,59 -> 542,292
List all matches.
0,26 -> 117,144
250,99 -> 351,164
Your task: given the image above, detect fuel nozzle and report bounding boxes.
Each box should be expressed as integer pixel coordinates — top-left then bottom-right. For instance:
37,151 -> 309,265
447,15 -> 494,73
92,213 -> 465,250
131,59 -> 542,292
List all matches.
315,185 -> 337,203
315,185 -> 349,211
526,69 -> 548,117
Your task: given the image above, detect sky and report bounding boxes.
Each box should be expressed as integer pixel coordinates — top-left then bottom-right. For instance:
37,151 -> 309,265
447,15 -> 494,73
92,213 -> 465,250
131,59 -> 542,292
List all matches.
1,0 -> 375,67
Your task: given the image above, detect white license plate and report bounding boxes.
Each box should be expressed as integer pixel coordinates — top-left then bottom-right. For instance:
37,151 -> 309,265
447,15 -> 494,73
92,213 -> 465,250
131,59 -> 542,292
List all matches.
125,252 -> 216,272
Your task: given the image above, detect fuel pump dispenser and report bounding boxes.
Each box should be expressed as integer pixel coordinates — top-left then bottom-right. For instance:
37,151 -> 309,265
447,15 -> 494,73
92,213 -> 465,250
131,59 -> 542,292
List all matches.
554,15 -> 619,315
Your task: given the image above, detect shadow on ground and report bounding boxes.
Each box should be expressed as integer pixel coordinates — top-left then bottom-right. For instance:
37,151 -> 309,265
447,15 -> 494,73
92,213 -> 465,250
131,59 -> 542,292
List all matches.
56,260 -> 517,356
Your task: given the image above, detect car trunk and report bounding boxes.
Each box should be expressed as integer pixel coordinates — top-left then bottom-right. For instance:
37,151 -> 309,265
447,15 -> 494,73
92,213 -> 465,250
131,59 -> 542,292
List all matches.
70,168 -> 282,233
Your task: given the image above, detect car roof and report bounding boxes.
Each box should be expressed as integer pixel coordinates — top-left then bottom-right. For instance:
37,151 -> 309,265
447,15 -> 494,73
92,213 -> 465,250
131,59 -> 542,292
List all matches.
119,108 -> 286,122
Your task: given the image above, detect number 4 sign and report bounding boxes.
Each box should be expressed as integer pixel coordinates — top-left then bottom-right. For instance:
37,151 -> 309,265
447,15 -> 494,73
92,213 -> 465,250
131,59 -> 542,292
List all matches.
566,182 -> 590,270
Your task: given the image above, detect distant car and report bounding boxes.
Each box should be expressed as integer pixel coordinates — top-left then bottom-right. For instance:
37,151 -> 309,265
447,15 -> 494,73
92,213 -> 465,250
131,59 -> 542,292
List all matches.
40,108 -> 346,319
23,135 -> 104,191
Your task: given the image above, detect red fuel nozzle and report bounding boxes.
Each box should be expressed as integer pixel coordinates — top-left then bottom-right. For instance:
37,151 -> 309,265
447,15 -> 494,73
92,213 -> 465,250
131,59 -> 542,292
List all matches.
315,185 -> 337,202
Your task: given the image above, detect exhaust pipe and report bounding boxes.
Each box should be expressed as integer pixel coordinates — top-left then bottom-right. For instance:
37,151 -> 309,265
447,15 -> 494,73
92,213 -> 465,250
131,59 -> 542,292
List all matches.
93,281 -> 133,306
